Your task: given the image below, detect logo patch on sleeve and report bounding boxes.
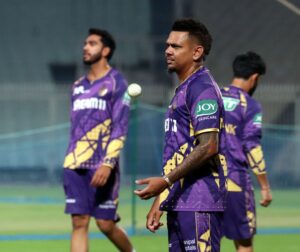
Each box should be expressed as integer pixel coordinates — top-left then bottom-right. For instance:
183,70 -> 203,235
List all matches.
122,92 -> 131,106
222,97 -> 240,111
195,100 -> 218,117
253,113 -> 262,125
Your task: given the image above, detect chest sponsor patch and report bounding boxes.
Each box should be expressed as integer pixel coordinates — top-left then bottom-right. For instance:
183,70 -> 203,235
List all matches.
195,99 -> 218,117
222,97 -> 240,111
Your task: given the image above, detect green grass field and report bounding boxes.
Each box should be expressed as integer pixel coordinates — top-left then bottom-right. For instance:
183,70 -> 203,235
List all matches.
0,234 -> 299,252
0,185 -> 299,251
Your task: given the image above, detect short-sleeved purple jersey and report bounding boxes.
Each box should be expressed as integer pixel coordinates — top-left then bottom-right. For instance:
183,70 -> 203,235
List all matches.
221,85 -> 263,190
63,68 -> 130,170
159,67 -> 227,212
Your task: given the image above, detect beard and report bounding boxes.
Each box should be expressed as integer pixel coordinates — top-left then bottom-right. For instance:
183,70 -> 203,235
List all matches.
249,82 -> 258,96
168,68 -> 176,73
83,51 -> 102,65
167,63 -> 177,73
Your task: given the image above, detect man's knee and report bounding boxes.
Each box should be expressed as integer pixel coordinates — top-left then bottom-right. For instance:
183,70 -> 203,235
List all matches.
237,238 -> 252,246
72,214 -> 90,230
96,219 -> 115,235
235,238 -> 253,249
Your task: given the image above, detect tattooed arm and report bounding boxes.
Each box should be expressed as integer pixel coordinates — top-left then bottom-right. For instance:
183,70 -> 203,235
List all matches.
166,131 -> 218,184
134,131 -> 219,200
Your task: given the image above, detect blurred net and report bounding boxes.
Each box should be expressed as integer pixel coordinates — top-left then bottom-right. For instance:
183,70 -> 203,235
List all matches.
0,102 -> 299,188
0,102 -> 300,236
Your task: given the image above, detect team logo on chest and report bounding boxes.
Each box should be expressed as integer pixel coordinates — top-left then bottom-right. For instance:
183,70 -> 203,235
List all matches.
99,86 -> 109,96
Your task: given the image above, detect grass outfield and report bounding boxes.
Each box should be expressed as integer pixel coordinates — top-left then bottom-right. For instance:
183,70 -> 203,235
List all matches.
0,185 -> 299,251
0,234 -> 299,252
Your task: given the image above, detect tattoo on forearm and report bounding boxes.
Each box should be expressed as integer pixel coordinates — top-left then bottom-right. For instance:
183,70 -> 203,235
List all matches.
167,132 -> 218,183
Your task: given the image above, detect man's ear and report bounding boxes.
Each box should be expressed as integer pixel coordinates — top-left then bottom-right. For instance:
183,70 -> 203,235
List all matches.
250,73 -> 259,83
102,47 -> 111,58
248,73 -> 259,87
193,45 -> 204,61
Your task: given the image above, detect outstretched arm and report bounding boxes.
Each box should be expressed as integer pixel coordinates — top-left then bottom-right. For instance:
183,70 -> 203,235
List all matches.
134,131 -> 219,199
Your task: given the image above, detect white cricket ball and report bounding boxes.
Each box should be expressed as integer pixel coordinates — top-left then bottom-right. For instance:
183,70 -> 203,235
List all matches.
128,83 -> 142,97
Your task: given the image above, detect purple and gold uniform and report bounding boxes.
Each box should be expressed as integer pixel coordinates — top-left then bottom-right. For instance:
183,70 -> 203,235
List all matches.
221,85 -> 266,239
160,67 -> 227,252
63,68 -> 130,219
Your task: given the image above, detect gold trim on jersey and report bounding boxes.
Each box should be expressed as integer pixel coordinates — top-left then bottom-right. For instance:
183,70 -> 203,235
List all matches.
240,92 -> 247,109
160,142 -> 191,204
194,128 -> 219,136
102,137 -> 126,168
198,225 -> 211,251
247,210 -> 256,234
247,145 -> 266,175
227,179 -> 242,192
63,119 -> 111,169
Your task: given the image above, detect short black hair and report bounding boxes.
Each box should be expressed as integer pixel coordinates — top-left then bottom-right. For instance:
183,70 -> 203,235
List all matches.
233,51 -> 266,79
88,28 -> 116,60
172,18 -> 212,60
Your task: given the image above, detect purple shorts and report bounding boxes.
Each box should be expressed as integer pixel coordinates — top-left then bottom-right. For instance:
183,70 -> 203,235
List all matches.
167,211 -> 222,252
63,168 -> 120,221
222,189 -> 256,240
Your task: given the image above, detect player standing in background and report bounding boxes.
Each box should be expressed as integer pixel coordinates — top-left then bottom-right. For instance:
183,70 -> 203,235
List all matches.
221,52 -> 272,252
135,19 -> 227,252
63,28 -> 134,252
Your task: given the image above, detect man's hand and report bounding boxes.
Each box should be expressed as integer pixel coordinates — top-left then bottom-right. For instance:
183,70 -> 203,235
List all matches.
134,177 -> 168,200
90,165 -> 112,187
260,187 -> 272,207
146,197 -> 164,233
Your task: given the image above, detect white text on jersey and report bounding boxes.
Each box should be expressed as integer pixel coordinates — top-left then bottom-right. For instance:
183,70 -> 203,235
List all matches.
165,118 -> 177,132
73,98 -> 106,111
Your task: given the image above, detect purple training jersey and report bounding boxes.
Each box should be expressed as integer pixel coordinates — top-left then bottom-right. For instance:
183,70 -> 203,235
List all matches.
63,68 -> 130,170
160,67 -> 227,212
221,85 -> 264,191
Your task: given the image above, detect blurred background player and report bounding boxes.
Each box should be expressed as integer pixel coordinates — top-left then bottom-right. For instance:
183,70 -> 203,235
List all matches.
135,19 -> 227,252
221,51 -> 273,252
63,28 -> 134,252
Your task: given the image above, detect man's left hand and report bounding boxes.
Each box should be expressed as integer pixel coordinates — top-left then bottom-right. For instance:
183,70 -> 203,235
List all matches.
260,187 -> 272,207
134,177 -> 168,200
90,165 -> 112,187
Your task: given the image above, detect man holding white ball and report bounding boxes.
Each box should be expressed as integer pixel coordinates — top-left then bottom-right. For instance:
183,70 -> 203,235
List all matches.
63,28 -> 134,252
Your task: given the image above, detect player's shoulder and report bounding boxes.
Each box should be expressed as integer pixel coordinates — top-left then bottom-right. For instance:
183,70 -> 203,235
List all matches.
188,67 -> 218,93
73,76 -> 85,86
109,68 -> 128,88
192,67 -> 215,84
108,68 -> 129,95
246,93 -> 261,108
221,85 -> 231,94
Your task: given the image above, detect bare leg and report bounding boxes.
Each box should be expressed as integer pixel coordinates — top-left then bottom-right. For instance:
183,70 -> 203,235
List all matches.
71,214 -> 90,252
234,238 -> 253,252
96,219 -> 133,252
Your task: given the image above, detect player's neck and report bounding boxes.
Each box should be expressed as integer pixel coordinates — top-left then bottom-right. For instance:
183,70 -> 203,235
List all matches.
87,60 -> 111,83
231,78 -> 250,93
178,63 -> 203,84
